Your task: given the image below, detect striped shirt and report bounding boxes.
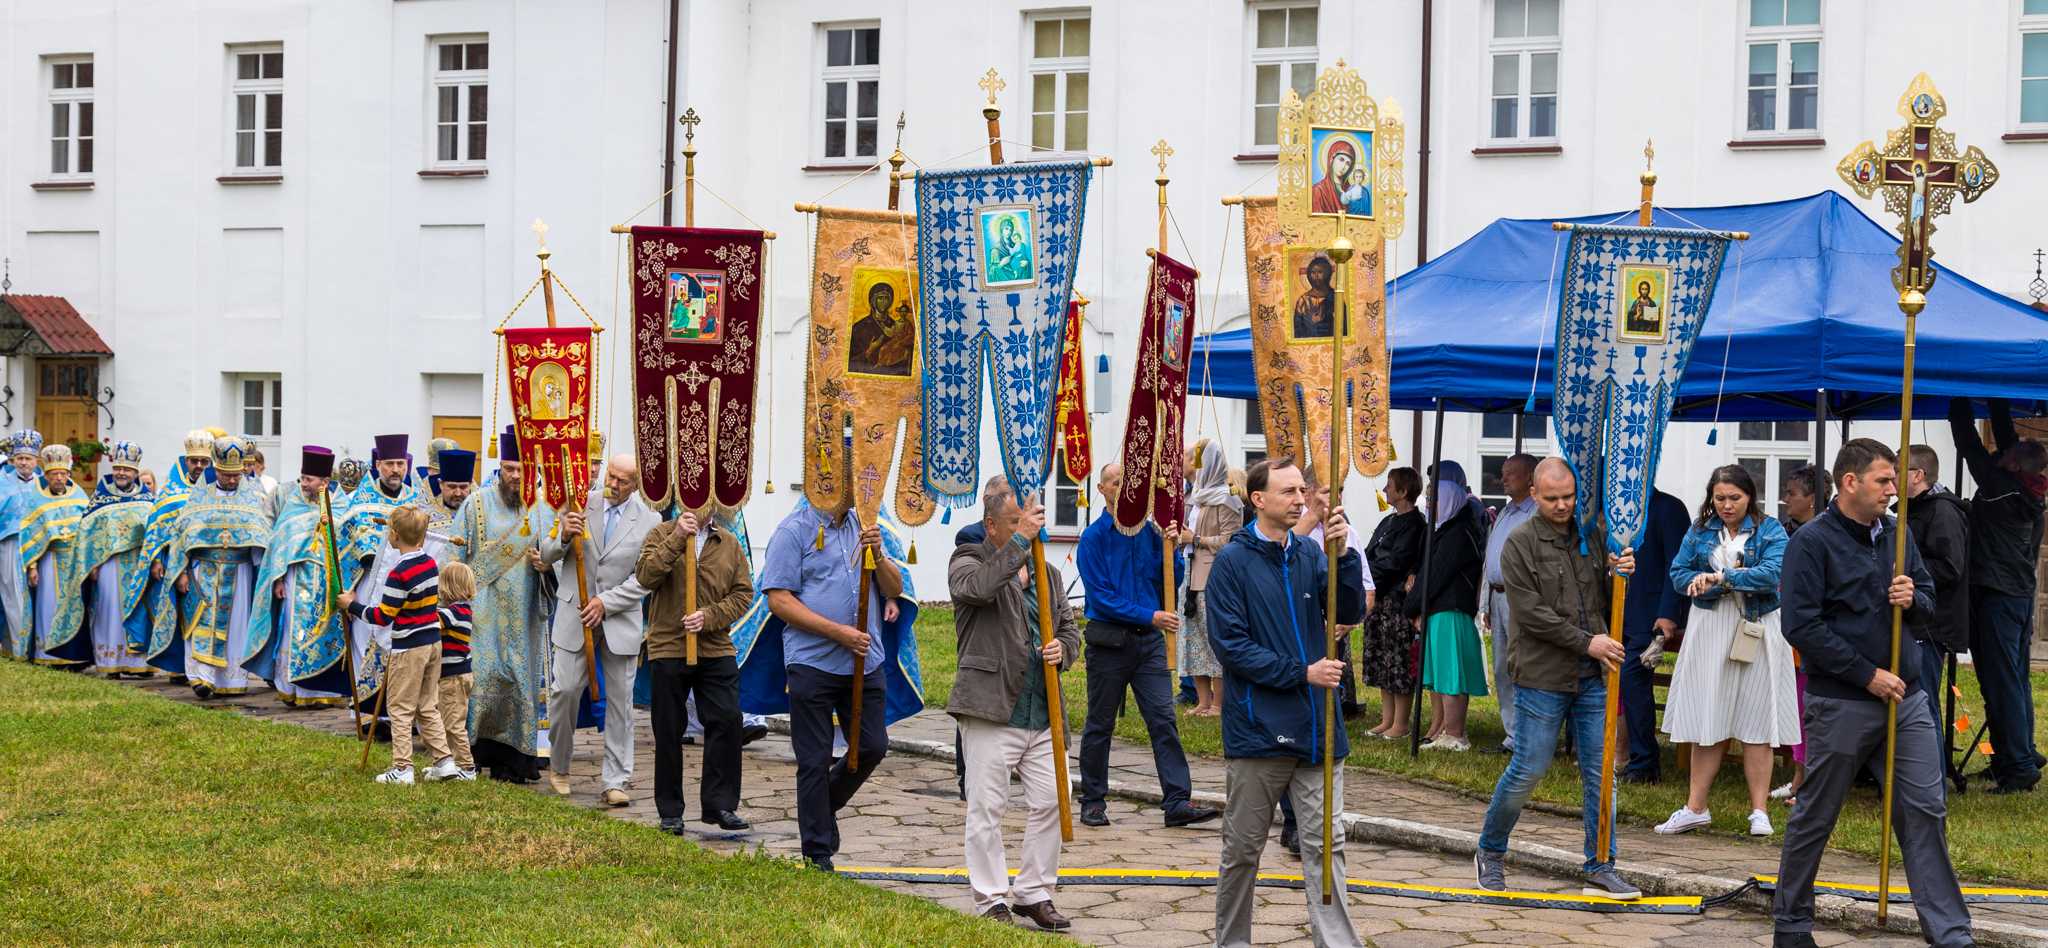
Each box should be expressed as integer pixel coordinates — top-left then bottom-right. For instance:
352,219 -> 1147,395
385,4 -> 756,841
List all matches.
347,550 -> 441,652
438,601 -> 473,676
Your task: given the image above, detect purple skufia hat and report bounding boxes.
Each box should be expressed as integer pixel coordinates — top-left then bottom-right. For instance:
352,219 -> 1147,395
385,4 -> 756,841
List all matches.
499,424 -> 520,462
301,445 -> 336,479
373,434 -> 409,462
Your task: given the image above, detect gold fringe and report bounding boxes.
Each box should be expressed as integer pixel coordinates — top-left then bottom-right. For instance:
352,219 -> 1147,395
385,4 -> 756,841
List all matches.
863,546 -> 876,568
906,541 -> 918,565
815,526 -> 825,550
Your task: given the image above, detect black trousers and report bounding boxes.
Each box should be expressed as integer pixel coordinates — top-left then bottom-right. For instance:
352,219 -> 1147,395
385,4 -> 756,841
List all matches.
787,663 -> 888,861
1619,622 -> 1661,777
649,655 -> 742,820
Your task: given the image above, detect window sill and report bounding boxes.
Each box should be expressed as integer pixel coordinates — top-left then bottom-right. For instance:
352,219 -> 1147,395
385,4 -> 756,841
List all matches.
1727,138 -> 1826,150
217,174 -> 283,185
1233,153 -> 1279,163
419,168 -> 488,177
1472,145 -> 1561,157
802,164 -> 877,174
31,181 -> 93,191
2001,132 -> 2048,142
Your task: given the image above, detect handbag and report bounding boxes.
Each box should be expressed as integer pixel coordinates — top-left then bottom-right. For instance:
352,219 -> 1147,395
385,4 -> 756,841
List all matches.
1729,591 -> 1765,664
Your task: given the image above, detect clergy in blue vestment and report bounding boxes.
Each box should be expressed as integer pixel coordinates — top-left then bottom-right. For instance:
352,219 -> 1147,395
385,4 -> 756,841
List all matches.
338,434 -> 427,717
0,430 -> 44,661
423,446 -> 476,556
244,446 -> 354,707
163,435 -> 273,698
143,431 -> 218,679
74,441 -> 155,677
23,444 -> 89,668
456,427 -> 555,782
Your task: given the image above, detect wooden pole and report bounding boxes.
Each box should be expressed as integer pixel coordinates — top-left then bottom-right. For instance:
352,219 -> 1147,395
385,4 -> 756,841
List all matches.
539,241 -> 602,704
319,491 -> 363,742
1412,400 -> 1445,757
1321,214 -> 1354,905
980,70 -> 1005,165
847,538 -> 873,771
887,114 -> 906,212
1032,529 -> 1075,842
1162,531 -> 1177,678
1877,291 -> 1924,925
680,109 -> 699,228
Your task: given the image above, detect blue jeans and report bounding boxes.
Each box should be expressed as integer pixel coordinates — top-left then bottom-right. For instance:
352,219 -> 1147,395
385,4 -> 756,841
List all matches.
1972,592 -> 2040,786
1479,676 -> 1616,873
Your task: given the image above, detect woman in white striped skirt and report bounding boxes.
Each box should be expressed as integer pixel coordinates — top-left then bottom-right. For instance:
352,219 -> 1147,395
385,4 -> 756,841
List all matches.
1655,464 -> 1797,838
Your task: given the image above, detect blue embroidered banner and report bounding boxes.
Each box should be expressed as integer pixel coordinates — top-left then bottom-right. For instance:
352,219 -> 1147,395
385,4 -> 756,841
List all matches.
1552,224 -> 1733,552
915,160 -> 1093,505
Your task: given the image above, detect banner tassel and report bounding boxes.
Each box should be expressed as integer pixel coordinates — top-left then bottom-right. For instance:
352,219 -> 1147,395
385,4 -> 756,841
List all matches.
941,507 -> 952,525
815,526 -> 826,550
1376,489 -> 1390,512
907,541 -> 918,565
1706,427 -> 1719,445
863,547 -> 876,568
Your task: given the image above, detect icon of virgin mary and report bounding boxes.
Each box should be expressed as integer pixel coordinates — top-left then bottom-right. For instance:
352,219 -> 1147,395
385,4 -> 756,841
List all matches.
1310,138 -> 1372,217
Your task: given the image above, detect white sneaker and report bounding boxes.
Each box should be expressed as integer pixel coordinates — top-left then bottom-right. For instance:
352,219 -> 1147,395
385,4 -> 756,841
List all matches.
423,758 -> 462,782
1421,735 -> 1471,752
375,766 -> 416,785
1748,809 -> 1773,836
1769,781 -> 1797,800
1654,806 -> 1711,834
455,768 -> 478,781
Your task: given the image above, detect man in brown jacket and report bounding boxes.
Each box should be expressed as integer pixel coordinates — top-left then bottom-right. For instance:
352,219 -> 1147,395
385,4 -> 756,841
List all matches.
1473,457 -> 1639,900
948,475 -> 1082,930
637,507 -> 756,835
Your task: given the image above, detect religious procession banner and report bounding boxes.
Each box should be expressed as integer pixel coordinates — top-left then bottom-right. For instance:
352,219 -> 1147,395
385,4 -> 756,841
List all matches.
1551,223 -> 1733,551
1241,61 -> 1403,479
630,226 -> 767,514
915,159 -> 1095,505
1111,254 -> 1198,534
501,326 -> 597,512
1054,300 -> 1093,485
799,205 -> 934,526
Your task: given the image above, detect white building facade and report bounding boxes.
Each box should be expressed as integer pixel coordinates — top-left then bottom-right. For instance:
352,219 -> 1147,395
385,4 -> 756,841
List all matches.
7,0 -> 2047,595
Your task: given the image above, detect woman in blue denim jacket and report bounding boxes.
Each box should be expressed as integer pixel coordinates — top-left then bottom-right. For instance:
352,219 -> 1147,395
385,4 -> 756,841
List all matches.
1653,465 -> 1800,839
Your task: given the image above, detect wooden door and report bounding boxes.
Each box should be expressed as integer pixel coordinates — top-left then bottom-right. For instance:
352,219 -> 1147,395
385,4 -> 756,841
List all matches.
35,359 -> 99,482
432,415 -> 483,454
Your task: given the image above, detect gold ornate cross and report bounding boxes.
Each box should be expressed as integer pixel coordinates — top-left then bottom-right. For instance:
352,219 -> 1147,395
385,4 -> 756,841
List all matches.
530,219 -> 548,251
1837,73 -> 1999,298
1643,138 -> 1654,171
979,69 -> 1005,105
1152,139 -> 1173,176
679,108 -> 700,146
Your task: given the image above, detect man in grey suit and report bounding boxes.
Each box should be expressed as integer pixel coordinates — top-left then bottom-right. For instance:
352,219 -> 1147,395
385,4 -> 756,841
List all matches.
540,453 -> 656,806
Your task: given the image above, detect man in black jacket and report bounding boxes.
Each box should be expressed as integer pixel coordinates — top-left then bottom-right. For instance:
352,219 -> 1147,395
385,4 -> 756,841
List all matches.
1948,397 -> 2048,794
1620,490 -> 1690,783
1903,444 -> 1970,710
1771,439 -> 1967,948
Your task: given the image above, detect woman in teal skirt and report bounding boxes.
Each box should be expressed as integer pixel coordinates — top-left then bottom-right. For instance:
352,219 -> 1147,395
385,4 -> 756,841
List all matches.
1403,476 -> 1487,751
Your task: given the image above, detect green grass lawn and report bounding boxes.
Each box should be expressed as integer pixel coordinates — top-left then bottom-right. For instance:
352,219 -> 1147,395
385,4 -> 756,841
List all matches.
0,660 -> 1046,947
912,605 -> 2048,887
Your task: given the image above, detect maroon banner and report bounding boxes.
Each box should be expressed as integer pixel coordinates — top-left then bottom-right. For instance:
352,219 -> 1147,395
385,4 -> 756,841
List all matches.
629,226 -> 766,513
1112,253 -> 1198,534
1054,301 -> 1093,485
502,326 -> 596,512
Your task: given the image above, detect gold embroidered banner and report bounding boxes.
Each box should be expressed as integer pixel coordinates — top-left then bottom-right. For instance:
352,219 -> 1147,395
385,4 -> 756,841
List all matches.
501,326 -> 596,511
1054,300 -> 1093,485
801,205 -> 934,526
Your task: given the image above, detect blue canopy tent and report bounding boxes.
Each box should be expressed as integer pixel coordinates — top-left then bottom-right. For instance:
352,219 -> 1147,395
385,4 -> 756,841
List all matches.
1191,192 -> 2048,421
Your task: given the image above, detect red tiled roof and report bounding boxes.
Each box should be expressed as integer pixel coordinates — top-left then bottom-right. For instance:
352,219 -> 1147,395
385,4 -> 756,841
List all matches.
0,295 -> 111,355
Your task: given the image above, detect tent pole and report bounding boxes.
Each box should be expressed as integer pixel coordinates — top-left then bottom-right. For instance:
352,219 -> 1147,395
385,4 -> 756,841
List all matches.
1815,389 -> 1826,474
1412,398 -> 1445,758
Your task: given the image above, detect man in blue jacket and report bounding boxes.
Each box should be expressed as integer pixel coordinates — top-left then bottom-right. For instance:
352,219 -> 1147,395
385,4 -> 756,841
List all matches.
1205,456 -> 1367,948
1621,490 -> 1691,783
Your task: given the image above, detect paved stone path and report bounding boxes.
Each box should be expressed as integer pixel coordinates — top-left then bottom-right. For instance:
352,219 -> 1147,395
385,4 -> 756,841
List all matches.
112,673 -> 2044,946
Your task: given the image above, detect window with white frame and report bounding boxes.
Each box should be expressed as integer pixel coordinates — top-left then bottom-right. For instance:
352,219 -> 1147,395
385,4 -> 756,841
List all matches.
1742,0 -> 1820,138
1028,15 -> 1091,154
818,25 -> 880,164
1051,465 -> 1090,533
238,375 -> 284,445
1241,399 -> 1268,467
230,46 -> 284,170
48,57 -> 94,179
1487,0 -> 1559,144
1477,413 -> 1548,510
431,37 -> 489,167
1735,421 -> 1814,520
1248,3 -> 1318,152
2021,0 -> 2048,130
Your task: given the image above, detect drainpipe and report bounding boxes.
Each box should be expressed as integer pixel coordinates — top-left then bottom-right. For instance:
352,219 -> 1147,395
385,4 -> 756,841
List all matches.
661,0 -> 682,225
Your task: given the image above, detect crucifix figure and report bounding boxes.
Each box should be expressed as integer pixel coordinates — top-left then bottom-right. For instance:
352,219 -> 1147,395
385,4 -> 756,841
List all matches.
1836,73 -> 1999,297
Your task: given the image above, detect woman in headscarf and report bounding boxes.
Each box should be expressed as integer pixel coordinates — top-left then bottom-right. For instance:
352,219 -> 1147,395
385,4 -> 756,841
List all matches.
1403,470 -> 1488,751
1177,439 -> 1240,716
1360,467 -> 1427,738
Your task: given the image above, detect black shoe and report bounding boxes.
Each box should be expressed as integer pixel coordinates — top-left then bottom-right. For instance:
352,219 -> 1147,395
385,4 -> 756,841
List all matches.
191,683 -> 214,700
1165,805 -> 1221,828
1478,743 -> 1512,755
808,855 -> 835,873
658,816 -> 687,836
981,903 -> 1012,923
1011,900 -> 1071,931
1281,825 -> 1300,856
1771,932 -> 1819,948
700,809 -> 750,831
1080,803 -> 1109,827
681,735 -> 697,745
741,723 -> 769,745
1620,770 -> 1659,785
1990,776 -> 2040,795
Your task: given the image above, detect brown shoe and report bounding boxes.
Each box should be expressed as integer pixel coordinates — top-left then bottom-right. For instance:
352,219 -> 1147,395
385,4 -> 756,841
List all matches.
1011,901 -> 1070,931
549,771 -> 571,796
600,788 -> 630,807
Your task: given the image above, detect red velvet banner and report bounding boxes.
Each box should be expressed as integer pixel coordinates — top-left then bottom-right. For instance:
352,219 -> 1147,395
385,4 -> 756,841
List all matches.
1054,301 -> 1092,485
1112,253 -> 1199,534
629,226 -> 766,513
502,326 -> 595,512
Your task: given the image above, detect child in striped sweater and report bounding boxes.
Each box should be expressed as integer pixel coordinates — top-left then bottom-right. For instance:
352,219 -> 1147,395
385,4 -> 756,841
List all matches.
436,560 -> 478,780
340,505 -> 456,784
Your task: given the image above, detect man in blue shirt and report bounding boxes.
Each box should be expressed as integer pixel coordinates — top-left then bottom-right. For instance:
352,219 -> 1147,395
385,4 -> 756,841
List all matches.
762,503 -> 903,872
1074,462 -> 1219,829
1478,453 -> 1537,754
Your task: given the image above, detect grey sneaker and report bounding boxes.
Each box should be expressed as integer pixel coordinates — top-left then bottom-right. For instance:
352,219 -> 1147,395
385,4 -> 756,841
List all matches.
1583,868 -> 1641,900
1473,849 -> 1507,891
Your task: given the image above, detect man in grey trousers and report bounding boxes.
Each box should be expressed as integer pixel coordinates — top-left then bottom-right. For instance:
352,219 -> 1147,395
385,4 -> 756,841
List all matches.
1772,439 -> 1968,948
1202,457 -> 1367,948
1478,453 -> 1536,754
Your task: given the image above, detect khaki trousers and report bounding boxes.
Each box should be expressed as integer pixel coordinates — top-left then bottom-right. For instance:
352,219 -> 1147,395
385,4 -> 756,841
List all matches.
436,670 -> 475,771
384,644 -> 451,770
1215,756 -> 1362,948
959,715 -> 1062,914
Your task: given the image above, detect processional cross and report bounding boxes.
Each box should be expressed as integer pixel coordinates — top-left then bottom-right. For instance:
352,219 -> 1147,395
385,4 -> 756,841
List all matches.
1836,73 -> 1998,303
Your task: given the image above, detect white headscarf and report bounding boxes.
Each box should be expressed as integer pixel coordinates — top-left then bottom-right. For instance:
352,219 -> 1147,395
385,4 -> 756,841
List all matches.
1186,439 -> 1240,514
1433,479 -> 1470,528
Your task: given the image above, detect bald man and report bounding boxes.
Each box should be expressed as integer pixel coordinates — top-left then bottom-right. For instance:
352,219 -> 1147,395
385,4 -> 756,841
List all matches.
538,453 -> 657,805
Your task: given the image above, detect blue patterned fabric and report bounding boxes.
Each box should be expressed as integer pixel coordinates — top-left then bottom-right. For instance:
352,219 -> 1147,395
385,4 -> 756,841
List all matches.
243,487 -> 352,697
141,482 -> 195,672
74,478 -> 154,658
915,160 -> 1093,505
1552,225 -> 1732,552
21,483 -> 88,662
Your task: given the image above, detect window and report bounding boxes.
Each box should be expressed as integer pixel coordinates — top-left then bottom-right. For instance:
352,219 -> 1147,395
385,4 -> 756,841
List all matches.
818,25 -> 880,163
1248,3 -> 1318,151
2021,1 -> 2048,129
39,361 -> 98,398
1742,0 -> 1820,138
1487,0 -> 1560,143
48,58 -> 94,179
431,38 -> 489,166
240,376 -> 283,440
1480,412 -> 1546,441
1736,420 -> 1813,519
1052,466 -> 1089,532
1027,16 -> 1090,153
231,46 -> 284,169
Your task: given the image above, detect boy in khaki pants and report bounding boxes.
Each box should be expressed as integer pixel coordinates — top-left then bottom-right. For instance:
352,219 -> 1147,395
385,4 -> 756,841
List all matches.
341,505 -> 456,783
436,561 -> 479,781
